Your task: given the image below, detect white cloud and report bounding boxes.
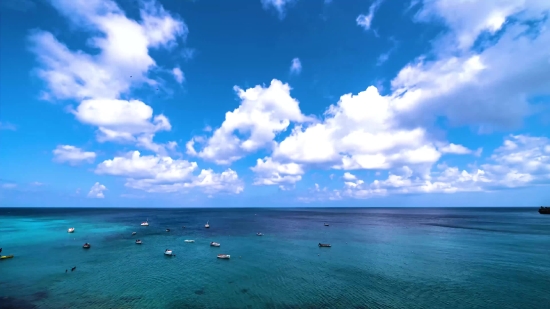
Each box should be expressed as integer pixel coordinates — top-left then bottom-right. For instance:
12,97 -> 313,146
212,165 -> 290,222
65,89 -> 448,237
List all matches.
309,134 -> 550,200
88,182 -> 107,198
439,143 -> 474,155
71,99 -> 176,154
272,86 -> 444,172
96,151 -> 244,194
53,145 -> 96,165
394,0 -> 550,129
172,67 -> 184,84
290,58 -> 302,75
1,183 -> 17,189
250,157 -> 303,188
187,79 -> 314,164
30,182 -> 44,186
261,0 -> 294,19
342,172 -> 357,181
356,0 -> 383,31
29,0 -> 185,154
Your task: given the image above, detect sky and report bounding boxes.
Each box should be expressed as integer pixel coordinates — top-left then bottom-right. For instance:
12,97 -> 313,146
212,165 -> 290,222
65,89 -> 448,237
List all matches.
0,0 -> 549,208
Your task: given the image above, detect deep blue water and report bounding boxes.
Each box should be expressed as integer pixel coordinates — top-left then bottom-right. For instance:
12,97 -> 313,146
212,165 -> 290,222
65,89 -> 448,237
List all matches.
0,207 -> 549,309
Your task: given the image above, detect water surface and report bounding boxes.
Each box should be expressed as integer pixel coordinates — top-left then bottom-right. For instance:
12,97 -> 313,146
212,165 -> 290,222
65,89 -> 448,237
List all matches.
0,207 -> 549,308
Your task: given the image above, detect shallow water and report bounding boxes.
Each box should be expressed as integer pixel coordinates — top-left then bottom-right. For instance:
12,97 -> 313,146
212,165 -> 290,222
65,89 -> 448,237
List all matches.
0,207 -> 549,308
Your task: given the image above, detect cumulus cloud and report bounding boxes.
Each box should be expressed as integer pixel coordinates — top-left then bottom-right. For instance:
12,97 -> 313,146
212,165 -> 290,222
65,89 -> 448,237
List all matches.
172,67 -> 184,84
310,135 -> 550,200
29,0 -> 185,154
261,0 -> 294,19
88,182 -> 107,198
356,0 -> 383,31
272,86 -> 450,172
53,145 -> 96,165
250,157 -> 304,189
343,172 -> 357,181
187,80 -> 314,164
96,151 -> 244,194
290,58 -> 302,75
393,0 -> 550,129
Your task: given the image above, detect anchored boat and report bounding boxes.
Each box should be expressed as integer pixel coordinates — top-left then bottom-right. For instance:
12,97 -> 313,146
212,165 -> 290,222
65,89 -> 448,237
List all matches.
217,254 -> 230,259
184,240 -> 195,243
135,239 -> 142,244
164,249 -> 174,256
210,242 -> 220,247
83,243 -> 91,249
141,219 -> 149,226
318,243 -> 331,247
67,227 -> 75,233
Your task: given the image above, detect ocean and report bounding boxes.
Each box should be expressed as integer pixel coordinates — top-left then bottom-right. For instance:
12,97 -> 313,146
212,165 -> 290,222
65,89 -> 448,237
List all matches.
0,207 -> 549,309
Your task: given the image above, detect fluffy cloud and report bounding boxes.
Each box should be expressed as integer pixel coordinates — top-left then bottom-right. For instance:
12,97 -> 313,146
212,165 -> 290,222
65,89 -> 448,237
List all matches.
88,182 -> 107,198
272,86 -> 469,172
250,157 -> 304,189
290,58 -> 302,75
52,145 -> 96,165
342,172 -> 357,181
187,80 -> 314,164
393,0 -> 550,129
261,0 -> 294,19
96,151 -> 243,194
356,0 -> 383,31
29,0 -> 185,154
319,135 -> 550,200
72,99 -> 175,154
172,67 -> 184,84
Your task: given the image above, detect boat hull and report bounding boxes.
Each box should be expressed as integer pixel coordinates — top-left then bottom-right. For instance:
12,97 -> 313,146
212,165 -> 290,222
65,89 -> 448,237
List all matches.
1,255 -> 14,260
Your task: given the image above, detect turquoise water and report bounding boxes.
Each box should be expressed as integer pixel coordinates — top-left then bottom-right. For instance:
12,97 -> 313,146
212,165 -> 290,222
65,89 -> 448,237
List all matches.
0,207 -> 549,308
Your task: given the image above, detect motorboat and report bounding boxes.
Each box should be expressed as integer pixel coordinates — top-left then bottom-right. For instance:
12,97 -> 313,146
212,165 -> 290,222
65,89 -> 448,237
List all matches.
184,240 -> 195,243
1,255 -> 14,260
166,229 -> 170,232
324,223 -> 329,226
318,243 -> 331,247
141,219 -> 149,226
135,239 -> 142,244
67,227 -> 75,233
217,254 -> 230,259
210,242 -> 220,247
83,243 -> 91,249
256,232 -> 263,236
205,221 -> 210,228
132,232 -> 137,235
164,249 -> 174,256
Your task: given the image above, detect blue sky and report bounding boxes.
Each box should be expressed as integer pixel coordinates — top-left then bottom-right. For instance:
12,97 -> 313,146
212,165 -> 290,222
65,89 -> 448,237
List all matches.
1,0 -> 549,207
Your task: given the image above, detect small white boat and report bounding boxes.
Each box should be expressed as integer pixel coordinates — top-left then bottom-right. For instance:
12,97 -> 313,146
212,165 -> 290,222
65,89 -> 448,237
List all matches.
324,223 -> 329,226
184,240 -> 195,243
210,242 -> 220,247
132,232 -> 137,235
164,249 -> 173,256
141,219 -> 149,226
135,239 -> 142,244
217,254 -> 230,259
67,228 -> 75,233
205,221 -> 210,228
256,232 -> 263,236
